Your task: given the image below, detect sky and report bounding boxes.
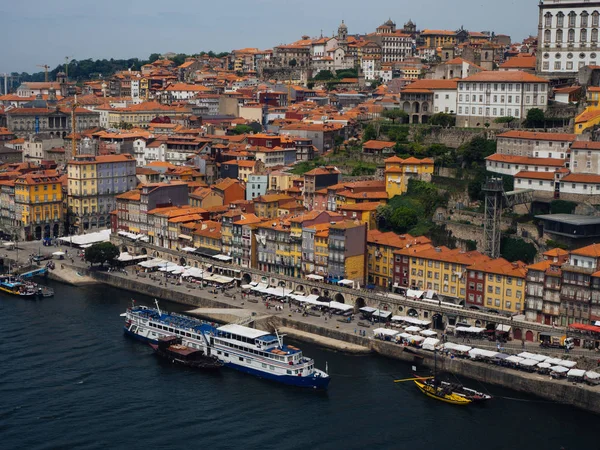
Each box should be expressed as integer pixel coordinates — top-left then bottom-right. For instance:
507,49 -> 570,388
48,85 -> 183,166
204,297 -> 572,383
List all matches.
0,0 -> 537,74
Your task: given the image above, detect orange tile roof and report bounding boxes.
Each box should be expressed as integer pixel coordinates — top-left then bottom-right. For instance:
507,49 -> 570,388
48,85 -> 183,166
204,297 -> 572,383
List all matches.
575,108 -> 600,124
571,141 -> 600,150
571,243 -> 600,258
337,190 -> 388,200
486,154 -> 566,167
499,54 -> 536,69
561,173 -> 600,183
498,131 -> 577,142
527,260 -> 554,271
363,140 -> 396,150
402,79 -> 459,90
514,171 -> 556,180
544,248 -> 569,258
468,257 -> 527,278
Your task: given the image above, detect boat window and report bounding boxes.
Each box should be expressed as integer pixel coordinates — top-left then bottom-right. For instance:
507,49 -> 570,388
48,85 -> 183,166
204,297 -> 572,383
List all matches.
269,365 -> 275,370
186,333 -> 191,337
286,370 -> 292,375
217,351 -> 221,355
262,363 -> 267,368
224,353 -> 229,357
239,357 -> 243,362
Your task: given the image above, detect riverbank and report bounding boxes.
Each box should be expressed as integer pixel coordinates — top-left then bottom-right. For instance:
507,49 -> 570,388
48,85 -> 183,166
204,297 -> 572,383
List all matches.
41,264 -> 600,413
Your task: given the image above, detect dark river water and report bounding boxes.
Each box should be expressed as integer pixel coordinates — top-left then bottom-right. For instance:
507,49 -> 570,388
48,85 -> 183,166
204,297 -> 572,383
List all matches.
0,281 -> 596,450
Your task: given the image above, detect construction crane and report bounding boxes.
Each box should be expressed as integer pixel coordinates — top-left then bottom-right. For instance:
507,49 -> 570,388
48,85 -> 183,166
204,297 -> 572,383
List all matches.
482,178 -> 534,258
71,95 -> 80,159
65,56 -> 73,80
37,64 -> 50,82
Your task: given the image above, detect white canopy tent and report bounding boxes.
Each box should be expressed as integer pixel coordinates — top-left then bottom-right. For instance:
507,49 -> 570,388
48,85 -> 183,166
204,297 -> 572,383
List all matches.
567,369 -> 586,378
213,255 -> 233,262
372,310 -> 392,320
469,348 -> 500,359
139,258 -> 167,268
420,329 -> 438,337
518,359 -> 539,368
422,338 -> 440,351
442,342 -> 472,353
585,371 -> 600,380
505,356 -> 525,364
554,360 -> 577,368
455,326 -> 486,334
117,252 -> 148,262
404,326 -> 422,333
58,229 -> 111,247
328,301 -> 353,312
337,279 -> 354,287
391,316 -> 431,327
537,362 -> 552,369
373,328 -> 399,338
550,366 -> 569,374
406,289 -> 424,299
306,274 -> 324,281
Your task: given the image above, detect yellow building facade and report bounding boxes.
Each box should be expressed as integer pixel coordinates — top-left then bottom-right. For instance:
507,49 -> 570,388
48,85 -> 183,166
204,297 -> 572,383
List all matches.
384,156 -> 434,198
15,171 -> 63,240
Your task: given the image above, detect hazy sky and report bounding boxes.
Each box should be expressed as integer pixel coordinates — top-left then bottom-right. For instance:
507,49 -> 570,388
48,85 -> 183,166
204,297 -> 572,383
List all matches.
1,0 -> 536,74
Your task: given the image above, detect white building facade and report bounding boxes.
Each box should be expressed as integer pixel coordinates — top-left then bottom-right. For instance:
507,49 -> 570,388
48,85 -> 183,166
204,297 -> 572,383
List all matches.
537,0 -> 600,76
456,72 -> 549,128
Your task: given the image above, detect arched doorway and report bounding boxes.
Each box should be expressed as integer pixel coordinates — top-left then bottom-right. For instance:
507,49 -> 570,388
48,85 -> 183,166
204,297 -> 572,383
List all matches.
475,320 -> 482,327
525,330 -> 534,342
355,297 -> 366,310
295,285 -> 305,293
334,293 -> 345,303
412,114 -> 419,124
141,248 -> 147,255
513,328 -> 522,341
43,224 -> 50,238
412,102 -> 420,113
179,257 -> 187,266
323,289 -> 330,299
432,313 -> 443,330
121,245 -> 128,252
34,226 -> 42,240
402,101 -> 411,113
311,287 -> 320,295
52,224 -> 59,237
242,273 -> 252,285
407,308 -> 418,317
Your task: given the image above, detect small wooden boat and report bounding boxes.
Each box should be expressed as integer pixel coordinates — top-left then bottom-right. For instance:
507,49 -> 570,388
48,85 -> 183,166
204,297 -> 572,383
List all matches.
149,336 -> 223,370
414,380 -> 472,405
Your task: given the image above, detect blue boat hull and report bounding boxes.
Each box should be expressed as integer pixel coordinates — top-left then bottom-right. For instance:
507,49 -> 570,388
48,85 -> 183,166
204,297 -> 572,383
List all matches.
224,361 -> 330,389
123,326 -> 330,389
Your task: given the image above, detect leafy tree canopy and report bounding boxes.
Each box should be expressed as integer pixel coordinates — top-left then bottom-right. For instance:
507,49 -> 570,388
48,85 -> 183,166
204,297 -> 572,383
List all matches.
85,242 -> 120,266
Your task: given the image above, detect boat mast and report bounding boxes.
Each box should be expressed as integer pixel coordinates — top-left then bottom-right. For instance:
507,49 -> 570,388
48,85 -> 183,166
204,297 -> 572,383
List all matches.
274,329 -> 283,348
154,298 -> 162,316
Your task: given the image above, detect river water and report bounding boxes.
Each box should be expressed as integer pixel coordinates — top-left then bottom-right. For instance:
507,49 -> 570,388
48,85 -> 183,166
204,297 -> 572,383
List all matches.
0,281 -> 596,450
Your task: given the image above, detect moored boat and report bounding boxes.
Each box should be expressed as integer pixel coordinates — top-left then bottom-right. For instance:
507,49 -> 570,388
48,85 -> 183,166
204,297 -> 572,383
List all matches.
414,379 -> 472,405
149,335 -> 223,370
121,301 -> 330,389
0,278 -> 37,297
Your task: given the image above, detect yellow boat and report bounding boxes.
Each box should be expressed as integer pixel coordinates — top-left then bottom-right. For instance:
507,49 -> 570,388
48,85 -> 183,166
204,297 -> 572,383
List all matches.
414,380 -> 472,406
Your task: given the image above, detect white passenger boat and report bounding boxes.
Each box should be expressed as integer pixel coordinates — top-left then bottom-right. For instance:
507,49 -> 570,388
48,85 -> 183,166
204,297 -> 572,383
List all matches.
121,302 -> 330,389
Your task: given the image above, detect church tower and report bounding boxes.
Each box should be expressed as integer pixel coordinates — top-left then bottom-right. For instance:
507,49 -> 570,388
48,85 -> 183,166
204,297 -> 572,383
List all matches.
338,20 -> 348,43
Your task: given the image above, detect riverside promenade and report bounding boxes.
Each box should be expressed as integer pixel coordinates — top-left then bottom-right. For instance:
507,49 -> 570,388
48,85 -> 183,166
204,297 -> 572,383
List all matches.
9,240 -> 600,413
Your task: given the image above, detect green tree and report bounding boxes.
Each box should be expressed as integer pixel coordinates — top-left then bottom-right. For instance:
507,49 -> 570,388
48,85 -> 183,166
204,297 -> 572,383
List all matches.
85,242 -> 120,267
117,121 -> 133,130
550,200 -> 577,214
313,70 -> 334,81
362,123 -> 377,141
458,137 -> 496,166
525,108 -> 545,128
391,207 -> 420,232
428,113 -> 456,127
500,237 -> 536,264
230,124 -> 254,135
382,108 -> 408,124
148,53 -> 161,63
